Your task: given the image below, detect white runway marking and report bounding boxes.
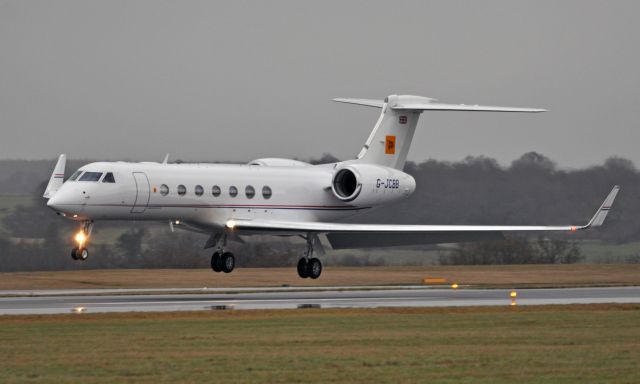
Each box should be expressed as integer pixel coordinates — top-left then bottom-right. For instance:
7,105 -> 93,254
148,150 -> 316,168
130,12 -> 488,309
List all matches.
0,286 -> 638,315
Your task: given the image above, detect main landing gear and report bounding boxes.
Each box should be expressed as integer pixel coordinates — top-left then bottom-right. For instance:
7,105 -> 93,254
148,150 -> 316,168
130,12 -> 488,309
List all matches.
206,232 -> 324,279
297,234 -> 323,279
211,251 -> 235,273
71,221 -> 93,261
210,233 -> 235,273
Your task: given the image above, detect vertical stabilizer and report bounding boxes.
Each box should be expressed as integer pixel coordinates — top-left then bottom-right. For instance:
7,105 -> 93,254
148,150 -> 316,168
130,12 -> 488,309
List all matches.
333,94 -> 545,170
354,95 -> 422,169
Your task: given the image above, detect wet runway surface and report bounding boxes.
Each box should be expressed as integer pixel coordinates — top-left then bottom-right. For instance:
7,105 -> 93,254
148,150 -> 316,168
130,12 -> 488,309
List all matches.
1,286 -> 639,315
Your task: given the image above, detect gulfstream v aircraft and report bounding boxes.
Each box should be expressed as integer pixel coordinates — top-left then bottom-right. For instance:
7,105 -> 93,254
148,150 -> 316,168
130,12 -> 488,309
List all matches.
43,95 -> 619,279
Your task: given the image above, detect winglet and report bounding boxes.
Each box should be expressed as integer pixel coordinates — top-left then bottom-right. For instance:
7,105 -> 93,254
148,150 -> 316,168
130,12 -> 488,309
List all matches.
582,185 -> 620,229
43,154 -> 66,199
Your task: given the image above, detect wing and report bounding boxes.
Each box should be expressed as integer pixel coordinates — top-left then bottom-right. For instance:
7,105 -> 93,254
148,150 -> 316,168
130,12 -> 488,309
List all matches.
226,186 -> 620,248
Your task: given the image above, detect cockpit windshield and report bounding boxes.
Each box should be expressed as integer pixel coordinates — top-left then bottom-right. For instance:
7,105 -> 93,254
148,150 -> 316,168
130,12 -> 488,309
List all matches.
69,170 -> 83,181
78,172 -> 103,182
102,172 -> 115,183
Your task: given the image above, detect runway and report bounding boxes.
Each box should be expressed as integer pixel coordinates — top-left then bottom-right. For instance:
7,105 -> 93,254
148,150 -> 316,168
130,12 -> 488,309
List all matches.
1,286 -> 639,315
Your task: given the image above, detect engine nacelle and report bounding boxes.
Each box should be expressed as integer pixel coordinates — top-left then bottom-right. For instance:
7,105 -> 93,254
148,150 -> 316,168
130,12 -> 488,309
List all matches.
331,163 -> 416,206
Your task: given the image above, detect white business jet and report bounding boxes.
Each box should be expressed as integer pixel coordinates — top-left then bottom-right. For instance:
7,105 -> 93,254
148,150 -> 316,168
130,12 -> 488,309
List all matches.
43,95 -> 619,279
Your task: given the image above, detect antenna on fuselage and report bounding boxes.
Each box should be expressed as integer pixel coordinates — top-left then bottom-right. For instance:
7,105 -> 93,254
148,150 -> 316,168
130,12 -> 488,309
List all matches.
162,154 -> 170,164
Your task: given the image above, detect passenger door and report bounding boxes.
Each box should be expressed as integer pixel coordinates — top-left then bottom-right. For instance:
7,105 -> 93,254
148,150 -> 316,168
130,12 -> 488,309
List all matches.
131,172 -> 150,213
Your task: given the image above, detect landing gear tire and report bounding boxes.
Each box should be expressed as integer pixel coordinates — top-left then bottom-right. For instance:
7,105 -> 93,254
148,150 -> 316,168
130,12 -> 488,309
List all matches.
211,252 -> 223,272
306,257 -> 322,279
298,233 -> 323,279
72,247 -> 88,261
221,252 -> 235,273
297,258 -> 309,279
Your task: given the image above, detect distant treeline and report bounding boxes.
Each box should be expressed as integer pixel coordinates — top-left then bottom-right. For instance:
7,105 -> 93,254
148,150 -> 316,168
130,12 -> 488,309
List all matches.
364,153 -> 637,244
0,152 -> 637,271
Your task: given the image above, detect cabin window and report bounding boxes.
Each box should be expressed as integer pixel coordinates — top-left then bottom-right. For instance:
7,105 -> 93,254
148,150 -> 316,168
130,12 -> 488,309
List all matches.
69,170 -> 83,181
102,172 -> 116,183
195,185 -> 204,196
245,185 -> 255,199
79,172 -> 103,182
212,185 -> 221,197
160,184 -> 169,196
177,185 -> 186,196
229,186 -> 238,197
262,186 -> 272,199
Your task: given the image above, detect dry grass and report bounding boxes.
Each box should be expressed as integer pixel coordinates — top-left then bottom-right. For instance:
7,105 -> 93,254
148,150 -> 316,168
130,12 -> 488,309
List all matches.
2,264 -> 640,290
1,304 -> 639,383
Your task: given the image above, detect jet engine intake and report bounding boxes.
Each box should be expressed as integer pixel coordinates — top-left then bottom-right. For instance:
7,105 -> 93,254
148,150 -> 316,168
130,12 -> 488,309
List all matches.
332,168 -> 361,201
331,164 -> 415,206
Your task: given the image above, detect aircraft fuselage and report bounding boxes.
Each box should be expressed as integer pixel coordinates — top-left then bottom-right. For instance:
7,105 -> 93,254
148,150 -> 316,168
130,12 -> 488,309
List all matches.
47,161 -> 416,231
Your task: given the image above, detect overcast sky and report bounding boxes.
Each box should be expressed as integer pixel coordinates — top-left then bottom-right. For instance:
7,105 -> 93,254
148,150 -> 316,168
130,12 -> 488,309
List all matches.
1,1 -> 639,167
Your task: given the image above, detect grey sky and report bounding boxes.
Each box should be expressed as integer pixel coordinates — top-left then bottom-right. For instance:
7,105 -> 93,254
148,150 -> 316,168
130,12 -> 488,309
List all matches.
1,0 -> 639,167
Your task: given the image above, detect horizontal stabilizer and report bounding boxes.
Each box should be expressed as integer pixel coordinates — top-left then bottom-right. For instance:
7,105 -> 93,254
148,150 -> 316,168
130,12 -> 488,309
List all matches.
334,95 -> 546,113
332,98 -> 385,108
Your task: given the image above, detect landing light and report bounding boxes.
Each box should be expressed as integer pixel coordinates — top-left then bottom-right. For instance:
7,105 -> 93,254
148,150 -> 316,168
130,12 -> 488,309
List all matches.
226,220 -> 236,229
74,231 -> 87,246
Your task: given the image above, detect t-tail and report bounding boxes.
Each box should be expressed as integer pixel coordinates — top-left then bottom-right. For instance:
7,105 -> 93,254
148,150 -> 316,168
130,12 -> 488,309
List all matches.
334,95 -> 546,170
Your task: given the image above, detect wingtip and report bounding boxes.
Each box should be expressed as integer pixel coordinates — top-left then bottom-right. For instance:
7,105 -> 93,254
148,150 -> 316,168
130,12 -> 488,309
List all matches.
584,185 -> 621,229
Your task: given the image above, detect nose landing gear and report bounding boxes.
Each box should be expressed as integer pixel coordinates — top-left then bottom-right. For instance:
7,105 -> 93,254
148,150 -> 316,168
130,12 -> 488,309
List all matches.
71,221 -> 93,261
71,247 -> 89,261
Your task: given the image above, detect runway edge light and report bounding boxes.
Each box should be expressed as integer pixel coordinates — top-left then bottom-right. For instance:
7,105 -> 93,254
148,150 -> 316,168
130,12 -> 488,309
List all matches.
510,290 -> 517,306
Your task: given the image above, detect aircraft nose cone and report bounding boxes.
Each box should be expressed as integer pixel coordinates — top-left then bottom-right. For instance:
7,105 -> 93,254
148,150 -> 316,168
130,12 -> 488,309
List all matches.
47,189 -> 74,212
47,194 -> 62,210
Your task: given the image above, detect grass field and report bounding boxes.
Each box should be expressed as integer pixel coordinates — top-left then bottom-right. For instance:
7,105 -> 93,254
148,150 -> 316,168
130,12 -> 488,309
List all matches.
580,241 -> 640,263
2,264 -> 640,290
0,195 -> 36,228
0,195 -> 35,213
1,305 -> 639,383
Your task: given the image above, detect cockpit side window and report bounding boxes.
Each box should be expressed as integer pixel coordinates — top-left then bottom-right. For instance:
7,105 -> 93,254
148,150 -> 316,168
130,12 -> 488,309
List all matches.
69,170 -> 83,181
79,172 -> 103,182
102,172 -> 116,183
